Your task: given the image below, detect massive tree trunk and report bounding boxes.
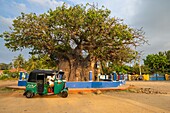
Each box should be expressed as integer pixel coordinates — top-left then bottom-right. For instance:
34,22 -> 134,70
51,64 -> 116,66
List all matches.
58,57 -> 80,81
58,55 -> 96,81
68,59 -> 77,81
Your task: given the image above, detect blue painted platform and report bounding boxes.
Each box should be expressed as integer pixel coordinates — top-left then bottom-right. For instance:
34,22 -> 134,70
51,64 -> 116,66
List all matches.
18,80 -> 125,88
18,80 -> 27,86
17,71 -> 125,88
66,80 -> 125,88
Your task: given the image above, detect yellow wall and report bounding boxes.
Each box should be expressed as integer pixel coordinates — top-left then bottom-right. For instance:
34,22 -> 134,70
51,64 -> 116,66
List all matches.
165,74 -> 170,80
143,74 -> 149,81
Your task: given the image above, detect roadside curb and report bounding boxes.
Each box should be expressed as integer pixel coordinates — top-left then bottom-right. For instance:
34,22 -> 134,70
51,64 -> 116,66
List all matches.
6,85 -> 129,93
68,87 -> 129,94
6,86 -> 26,90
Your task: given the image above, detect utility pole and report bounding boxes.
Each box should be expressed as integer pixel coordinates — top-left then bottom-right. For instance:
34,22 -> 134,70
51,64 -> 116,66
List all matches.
138,57 -> 142,76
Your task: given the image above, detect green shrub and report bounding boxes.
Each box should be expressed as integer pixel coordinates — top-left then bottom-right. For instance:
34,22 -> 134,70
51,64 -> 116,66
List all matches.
3,70 -> 10,74
9,72 -> 19,78
0,71 -> 19,80
0,74 -> 9,80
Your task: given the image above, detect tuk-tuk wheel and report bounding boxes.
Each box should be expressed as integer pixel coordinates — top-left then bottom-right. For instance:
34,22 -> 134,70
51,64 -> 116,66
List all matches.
39,93 -> 44,96
61,91 -> 68,98
25,91 -> 33,98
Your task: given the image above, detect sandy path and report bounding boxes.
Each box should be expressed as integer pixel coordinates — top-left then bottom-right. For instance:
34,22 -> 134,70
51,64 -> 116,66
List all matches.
0,93 -> 169,113
0,80 -> 170,113
0,80 -> 17,88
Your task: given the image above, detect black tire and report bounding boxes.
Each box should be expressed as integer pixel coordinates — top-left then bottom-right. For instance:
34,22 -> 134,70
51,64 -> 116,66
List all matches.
25,91 -> 33,98
61,91 -> 68,98
39,93 -> 44,96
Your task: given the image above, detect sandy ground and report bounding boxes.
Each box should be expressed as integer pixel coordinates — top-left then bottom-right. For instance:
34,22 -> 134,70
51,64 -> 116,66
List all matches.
0,80 -> 170,113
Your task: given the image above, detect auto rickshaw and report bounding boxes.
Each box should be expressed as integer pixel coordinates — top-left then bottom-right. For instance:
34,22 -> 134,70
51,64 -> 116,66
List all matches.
23,69 -> 68,98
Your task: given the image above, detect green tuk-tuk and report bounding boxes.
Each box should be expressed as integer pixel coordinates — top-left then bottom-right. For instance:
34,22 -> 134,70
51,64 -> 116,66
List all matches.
23,69 -> 68,98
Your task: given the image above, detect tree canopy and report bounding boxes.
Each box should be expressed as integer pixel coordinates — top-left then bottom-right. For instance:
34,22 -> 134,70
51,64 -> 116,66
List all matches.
1,4 -> 146,81
144,51 -> 169,73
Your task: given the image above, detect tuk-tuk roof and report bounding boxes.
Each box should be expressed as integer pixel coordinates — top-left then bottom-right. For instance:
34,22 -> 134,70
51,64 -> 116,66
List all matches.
28,69 -> 58,82
30,69 -> 58,75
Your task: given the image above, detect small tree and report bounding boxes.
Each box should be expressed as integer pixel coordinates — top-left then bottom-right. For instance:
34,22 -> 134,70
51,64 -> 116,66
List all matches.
144,52 -> 168,73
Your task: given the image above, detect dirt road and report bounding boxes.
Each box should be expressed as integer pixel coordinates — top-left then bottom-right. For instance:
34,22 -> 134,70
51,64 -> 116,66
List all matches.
0,80 -> 170,113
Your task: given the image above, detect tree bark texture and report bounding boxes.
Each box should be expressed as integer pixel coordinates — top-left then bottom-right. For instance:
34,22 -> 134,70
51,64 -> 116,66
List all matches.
58,56 -> 96,81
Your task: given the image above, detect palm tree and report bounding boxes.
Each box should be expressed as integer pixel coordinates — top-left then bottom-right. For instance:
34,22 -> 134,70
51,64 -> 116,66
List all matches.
25,55 -> 38,72
13,54 -> 25,71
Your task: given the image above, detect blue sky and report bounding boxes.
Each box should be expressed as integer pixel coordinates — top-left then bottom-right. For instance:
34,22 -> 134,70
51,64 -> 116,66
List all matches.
1,0 -> 170,64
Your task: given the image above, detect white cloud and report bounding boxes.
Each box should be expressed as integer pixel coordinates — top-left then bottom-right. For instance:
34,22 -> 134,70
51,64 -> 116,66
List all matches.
129,0 -> 170,57
0,16 -> 13,26
119,0 -> 140,19
0,1 -> 27,18
0,16 -> 13,33
13,2 -> 27,12
28,0 -> 64,10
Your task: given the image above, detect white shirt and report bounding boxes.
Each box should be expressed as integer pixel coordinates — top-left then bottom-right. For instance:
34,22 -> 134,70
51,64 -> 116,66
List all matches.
47,75 -> 55,85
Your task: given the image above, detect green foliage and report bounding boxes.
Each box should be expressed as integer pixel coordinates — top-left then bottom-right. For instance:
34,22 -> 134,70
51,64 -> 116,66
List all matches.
0,74 -> 9,80
13,54 -> 25,69
1,3 -> 146,80
1,3 -> 145,65
131,63 -> 141,74
0,63 -> 12,70
140,65 -> 150,74
144,52 -> 169,73
3,70 -> 10,74
0,71 -> 19,79
112,65 -> 132,74
9,72 -> 19,78
100,61 -> 132,74
25,55 -> 57,72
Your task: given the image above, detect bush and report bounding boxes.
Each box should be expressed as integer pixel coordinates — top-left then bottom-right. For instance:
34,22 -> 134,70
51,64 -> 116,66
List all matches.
3,70 -> 10,74
0,71 -> 19,80
0,74 -> 9,80
9,72 -> 19,78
